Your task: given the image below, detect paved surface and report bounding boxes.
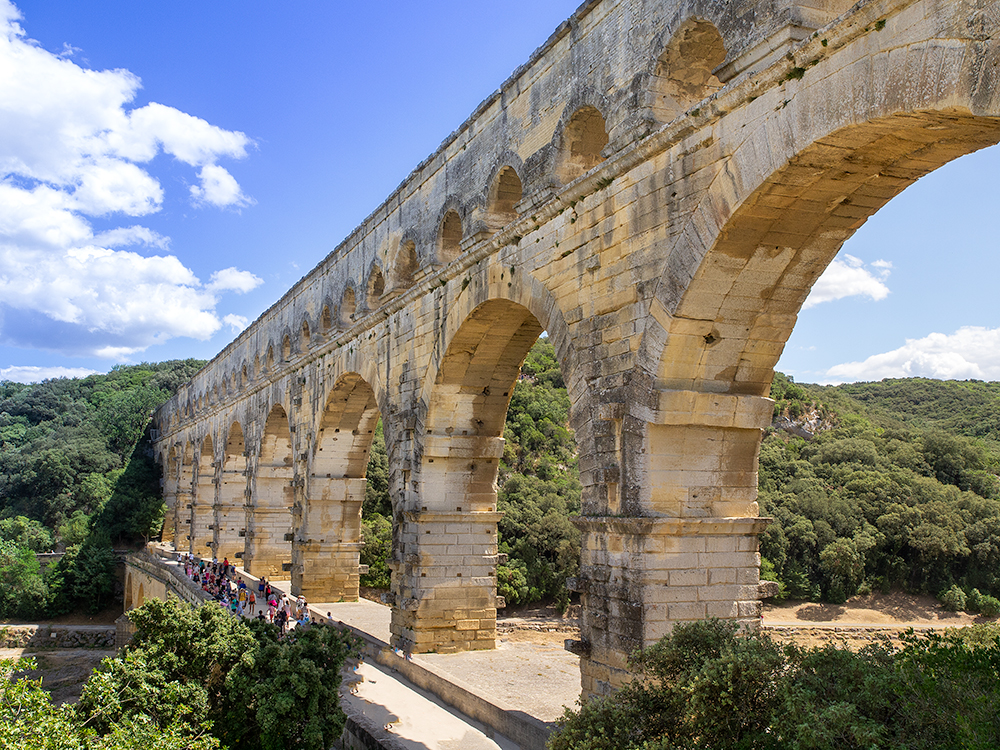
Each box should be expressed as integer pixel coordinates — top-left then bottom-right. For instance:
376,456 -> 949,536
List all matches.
306,597 -> 581,724
345,660 -> 519,750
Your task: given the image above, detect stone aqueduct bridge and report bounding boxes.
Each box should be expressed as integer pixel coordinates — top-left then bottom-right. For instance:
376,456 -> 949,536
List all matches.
152,0 -> 1000,696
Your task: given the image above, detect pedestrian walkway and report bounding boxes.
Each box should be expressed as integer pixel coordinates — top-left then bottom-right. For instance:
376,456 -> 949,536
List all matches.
149,547 -> 580,749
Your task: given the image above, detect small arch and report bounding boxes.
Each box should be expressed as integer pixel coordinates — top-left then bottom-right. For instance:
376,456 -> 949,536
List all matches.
320,304 -> 333,333
301,318 -> 311,351
391,238 -> 419,290
556,106 -> 609,184
439,210 -> 463,264
648,18 -> 726,124
366,265 -> 386,309
340,287 -> 357,326
488,166 -> 523,228
136,582 -> 144,608
282,334 -> 292,362
252,355 -> 260,380
266,345 -> 275,372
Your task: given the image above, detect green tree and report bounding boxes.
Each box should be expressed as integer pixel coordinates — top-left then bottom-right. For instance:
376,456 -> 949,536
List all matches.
0,515 -> 53,552
0,540 -> 47,619
360,512 -> 392,589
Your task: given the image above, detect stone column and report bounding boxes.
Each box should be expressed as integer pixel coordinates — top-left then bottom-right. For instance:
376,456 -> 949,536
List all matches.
291,476 -> 365,600
574,389 -> 773,697
161,492 -> 177,544
245,468 -> 294,579
190,466 -> 216,558
214,463 -> 248,561
390,435 -> 504,654
175,485 -> 192,553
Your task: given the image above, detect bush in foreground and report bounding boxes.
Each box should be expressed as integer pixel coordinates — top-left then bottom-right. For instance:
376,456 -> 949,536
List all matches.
549,619 -> 1000,750
4,598 -> 360,750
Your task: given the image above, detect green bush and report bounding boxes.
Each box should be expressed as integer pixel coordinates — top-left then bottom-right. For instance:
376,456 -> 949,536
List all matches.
360,512 -> 391,589
939,584 -> 967,612
978,594 -> 1000,618
550,619 -> 1000,750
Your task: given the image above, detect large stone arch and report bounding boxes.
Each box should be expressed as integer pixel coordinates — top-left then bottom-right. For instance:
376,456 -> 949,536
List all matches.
246,403 -> 294,577
191,435 -> 216,557
392,298 -> 550,653
574,3 -> 1000,698
292,372 -> 381,600
216,420 -> 248,562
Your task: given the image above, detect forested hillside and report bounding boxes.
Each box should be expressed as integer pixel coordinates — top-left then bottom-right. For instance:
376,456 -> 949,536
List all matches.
6,348 -> 1000,620
0,360 -> 204,619
763,373 -> 1000,610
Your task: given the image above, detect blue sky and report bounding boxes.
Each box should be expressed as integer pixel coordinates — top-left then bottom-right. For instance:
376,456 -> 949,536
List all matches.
0,0 -> 997,386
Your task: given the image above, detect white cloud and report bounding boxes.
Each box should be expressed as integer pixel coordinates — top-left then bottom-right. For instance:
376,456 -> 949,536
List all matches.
823,326 -> 1000,384
222,314 -> 250,333
190,164 -> 252,208
207,267 -> 263,294
1,364 -> 99,383
802,254 -> 891,309
0,1 -> 259,359
93,225 -> 168,249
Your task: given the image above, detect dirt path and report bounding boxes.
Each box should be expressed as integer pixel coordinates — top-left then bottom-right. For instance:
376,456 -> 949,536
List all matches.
2,648 -> 114,705
763,591 -> 986,628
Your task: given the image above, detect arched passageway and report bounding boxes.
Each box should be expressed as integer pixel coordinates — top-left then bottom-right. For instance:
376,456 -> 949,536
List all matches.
293,373 -> 381,600
161,446 -> 179,544
393,299 -> 545,653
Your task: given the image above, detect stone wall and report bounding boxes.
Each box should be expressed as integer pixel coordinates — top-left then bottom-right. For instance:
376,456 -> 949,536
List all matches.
0,625 -> 115,649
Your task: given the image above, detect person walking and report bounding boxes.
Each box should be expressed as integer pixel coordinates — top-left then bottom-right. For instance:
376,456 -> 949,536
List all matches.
248,591 -> 256,615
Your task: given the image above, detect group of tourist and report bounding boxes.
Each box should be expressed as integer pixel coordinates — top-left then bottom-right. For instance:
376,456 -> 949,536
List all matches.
178,552 -> 330,634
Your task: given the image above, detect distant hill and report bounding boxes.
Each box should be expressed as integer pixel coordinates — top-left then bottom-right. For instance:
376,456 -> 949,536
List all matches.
761,373 -> 1000,606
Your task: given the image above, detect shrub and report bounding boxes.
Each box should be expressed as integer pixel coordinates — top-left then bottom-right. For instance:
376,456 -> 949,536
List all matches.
939,584 -> 967,612
978,595 -> 1000,618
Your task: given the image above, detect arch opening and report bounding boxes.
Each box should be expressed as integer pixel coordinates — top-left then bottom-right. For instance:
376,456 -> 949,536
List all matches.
556,106 -> 609,184
395,299 -> 580,654
366,266 -> 385,309
391,239 -> 419,291
301,319 -> 311,351
292,373 -> 383,601
488,167 -> 523,230
438,210 -> 463,264
655,112 -> 1000,400
191,435 -> 215,556
340,288 -> 357,327
647,18 -> 726,124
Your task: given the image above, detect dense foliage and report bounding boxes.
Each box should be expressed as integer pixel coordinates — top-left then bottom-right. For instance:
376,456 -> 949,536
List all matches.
0,360 -> 204,619
1,598 -> 359,750
496,339 -> 581,610
761,375 -> 1000,606
549,618 -> 1000,750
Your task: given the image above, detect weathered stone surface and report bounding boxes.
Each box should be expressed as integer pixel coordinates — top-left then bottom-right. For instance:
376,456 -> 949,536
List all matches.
151,0 -> 1000,698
